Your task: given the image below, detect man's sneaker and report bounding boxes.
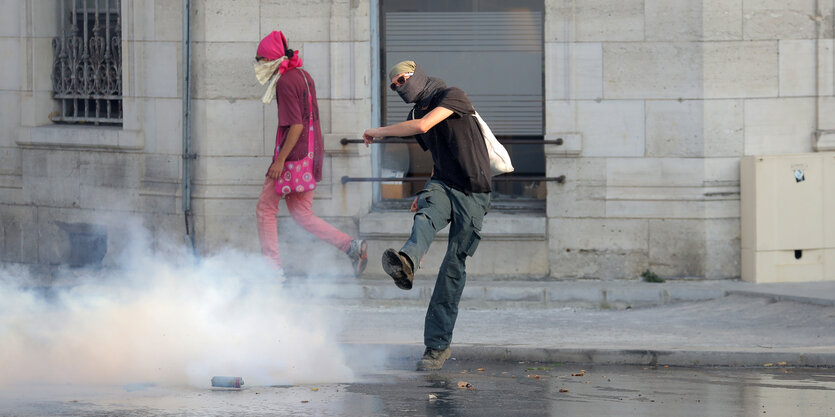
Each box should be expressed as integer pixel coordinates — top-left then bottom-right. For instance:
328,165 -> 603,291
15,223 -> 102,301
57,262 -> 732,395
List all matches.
346,239 -> 368,277
416,347 -> 451,371
382,248 -> 413,290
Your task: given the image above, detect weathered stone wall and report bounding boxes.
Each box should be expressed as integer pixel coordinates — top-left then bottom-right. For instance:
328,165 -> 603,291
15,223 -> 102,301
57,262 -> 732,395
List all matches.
186,0 -> 373,272
1,1 -> 186,266
545,0 -> 834,279
0,0 -> 373,271
1,0 -> 832,280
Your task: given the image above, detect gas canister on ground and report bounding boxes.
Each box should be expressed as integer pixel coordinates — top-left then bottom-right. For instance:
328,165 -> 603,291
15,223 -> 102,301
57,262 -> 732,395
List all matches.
211,376 -> 244,388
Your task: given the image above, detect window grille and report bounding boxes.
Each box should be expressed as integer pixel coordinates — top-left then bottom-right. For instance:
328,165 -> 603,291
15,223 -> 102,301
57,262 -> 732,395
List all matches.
51,0 -> 122,126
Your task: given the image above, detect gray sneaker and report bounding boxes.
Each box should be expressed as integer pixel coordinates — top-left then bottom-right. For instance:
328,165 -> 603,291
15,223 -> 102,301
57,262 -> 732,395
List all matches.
416,347 -> 451,371
346,239 -> 368,277
382,248 -> 413,290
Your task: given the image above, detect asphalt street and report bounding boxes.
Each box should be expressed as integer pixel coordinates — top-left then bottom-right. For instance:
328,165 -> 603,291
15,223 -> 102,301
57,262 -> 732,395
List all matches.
3,361 -> 833,416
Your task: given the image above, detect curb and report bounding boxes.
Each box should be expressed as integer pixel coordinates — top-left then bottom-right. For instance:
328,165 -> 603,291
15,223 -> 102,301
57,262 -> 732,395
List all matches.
725,290 -> 835,307
324,280 -> 733,307
347,343 -> 835,368
451,346 -> 835,368
318,280 -> 835,308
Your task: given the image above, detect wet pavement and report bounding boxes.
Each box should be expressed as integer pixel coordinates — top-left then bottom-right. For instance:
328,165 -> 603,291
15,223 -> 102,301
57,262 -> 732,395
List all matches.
3,262 -> 835,415
2,360 -> 834,416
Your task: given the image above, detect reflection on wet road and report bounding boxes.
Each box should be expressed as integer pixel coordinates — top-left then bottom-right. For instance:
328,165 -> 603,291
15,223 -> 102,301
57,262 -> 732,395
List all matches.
2,360 -> 834,416
349,360 -> 835,417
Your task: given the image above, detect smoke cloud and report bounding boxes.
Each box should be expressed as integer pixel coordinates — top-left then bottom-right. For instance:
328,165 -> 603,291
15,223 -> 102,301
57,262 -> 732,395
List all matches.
0,224 -> 364,388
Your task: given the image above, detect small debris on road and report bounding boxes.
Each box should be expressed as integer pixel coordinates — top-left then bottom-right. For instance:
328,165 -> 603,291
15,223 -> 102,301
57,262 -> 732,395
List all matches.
457,381 -> 475,390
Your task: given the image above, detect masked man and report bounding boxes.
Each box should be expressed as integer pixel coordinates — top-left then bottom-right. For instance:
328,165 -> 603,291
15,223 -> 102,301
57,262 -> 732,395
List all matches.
363,61 -> 492,371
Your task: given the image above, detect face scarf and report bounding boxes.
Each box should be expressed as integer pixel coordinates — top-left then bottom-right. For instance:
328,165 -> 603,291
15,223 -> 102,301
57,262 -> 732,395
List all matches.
393,63 -> 446,109
254,31 -> 304,104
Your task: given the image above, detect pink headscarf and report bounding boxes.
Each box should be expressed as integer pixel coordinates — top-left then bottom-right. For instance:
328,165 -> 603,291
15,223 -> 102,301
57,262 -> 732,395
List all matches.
257,31 -> 303,74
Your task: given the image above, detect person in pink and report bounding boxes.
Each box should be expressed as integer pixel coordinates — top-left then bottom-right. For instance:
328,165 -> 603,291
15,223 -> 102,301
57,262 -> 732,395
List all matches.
254,30 -> 367,277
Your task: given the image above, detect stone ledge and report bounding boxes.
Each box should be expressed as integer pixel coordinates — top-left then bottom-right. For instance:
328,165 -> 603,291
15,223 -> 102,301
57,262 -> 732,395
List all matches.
0,174 -> 22,189
358,211 -> 547,240
18,125 -> 144,150
814,130 -> 835,152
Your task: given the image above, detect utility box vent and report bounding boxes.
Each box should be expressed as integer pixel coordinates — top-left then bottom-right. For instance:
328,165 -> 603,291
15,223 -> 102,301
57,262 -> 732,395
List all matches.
740,153 -> 835,283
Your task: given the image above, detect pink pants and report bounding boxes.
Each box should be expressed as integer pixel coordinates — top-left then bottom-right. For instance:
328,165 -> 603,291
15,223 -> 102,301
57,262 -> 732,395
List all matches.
256,177 -> 352,268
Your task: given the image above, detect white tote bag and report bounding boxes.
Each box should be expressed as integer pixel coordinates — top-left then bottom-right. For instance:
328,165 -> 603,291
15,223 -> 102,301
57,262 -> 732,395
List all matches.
473,111 -> 514,176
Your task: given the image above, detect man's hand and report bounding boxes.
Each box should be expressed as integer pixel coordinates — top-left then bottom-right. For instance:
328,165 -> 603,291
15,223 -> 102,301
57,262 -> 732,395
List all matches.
362,107 -> 452,147
410,197 -> 418,212
267,158 -> 285,179
362,129 -> 379,147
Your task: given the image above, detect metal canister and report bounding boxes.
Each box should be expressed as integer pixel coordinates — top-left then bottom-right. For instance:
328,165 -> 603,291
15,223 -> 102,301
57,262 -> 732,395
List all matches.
211,376 -> 244,388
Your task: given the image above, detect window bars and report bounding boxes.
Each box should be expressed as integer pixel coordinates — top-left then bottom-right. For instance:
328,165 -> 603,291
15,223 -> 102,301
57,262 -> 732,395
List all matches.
51,0 -> 122,125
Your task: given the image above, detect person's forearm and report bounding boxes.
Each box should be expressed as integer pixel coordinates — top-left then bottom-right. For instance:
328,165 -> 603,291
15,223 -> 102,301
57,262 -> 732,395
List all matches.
276,124 -> 304,161
364,107 -> 453,146
370,119 -> 425,138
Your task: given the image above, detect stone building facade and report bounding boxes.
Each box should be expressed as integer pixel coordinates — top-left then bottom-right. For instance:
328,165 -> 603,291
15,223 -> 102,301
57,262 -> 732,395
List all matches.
0,0 -> 833,280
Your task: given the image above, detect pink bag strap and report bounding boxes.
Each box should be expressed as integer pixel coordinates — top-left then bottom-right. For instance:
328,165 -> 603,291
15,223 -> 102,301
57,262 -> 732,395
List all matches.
300,71 -> 314,158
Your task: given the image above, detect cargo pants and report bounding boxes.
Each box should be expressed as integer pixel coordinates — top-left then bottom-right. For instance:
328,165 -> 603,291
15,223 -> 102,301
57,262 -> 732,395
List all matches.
399,180 -> 491,350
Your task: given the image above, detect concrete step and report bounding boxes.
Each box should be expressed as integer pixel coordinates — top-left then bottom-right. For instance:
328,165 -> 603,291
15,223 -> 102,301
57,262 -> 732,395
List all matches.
356,211 -> 550,278
274,211 -> 551,278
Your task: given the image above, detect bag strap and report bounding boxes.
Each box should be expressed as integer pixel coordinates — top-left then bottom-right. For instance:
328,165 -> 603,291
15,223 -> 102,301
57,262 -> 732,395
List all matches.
300,71 -> 315,158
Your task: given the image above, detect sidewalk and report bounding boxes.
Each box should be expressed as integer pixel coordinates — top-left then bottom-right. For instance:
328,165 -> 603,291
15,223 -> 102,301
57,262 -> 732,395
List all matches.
327,279 -> 835,368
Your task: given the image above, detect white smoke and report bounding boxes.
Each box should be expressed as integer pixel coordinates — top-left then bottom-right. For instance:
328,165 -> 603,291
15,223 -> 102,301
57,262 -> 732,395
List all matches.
0,223 -> 364,388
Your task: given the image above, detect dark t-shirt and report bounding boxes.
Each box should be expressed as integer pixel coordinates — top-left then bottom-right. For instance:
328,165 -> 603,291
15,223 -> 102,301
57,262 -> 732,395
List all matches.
274,68 -> 324,182
412,87 -> 492,194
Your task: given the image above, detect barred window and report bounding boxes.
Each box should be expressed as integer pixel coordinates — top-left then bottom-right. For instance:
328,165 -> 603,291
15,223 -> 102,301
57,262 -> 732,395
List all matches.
51,0 -> 122,126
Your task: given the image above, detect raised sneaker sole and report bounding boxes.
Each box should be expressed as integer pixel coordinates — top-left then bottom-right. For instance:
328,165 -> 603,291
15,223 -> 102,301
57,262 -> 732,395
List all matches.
382,248 -> 413,290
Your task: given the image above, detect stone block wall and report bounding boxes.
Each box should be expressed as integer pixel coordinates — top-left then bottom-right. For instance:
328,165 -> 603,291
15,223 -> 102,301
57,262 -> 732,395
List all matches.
545,0 -> 833,279
0,0 -> 373,271
0,1 -> 187,267
1,0 -> 832,281
187,0 -> 374,261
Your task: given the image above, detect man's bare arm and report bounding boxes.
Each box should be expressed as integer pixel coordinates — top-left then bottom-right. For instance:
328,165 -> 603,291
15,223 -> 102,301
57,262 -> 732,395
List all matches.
362,106 -> 454,146
267,123 -> 304,179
